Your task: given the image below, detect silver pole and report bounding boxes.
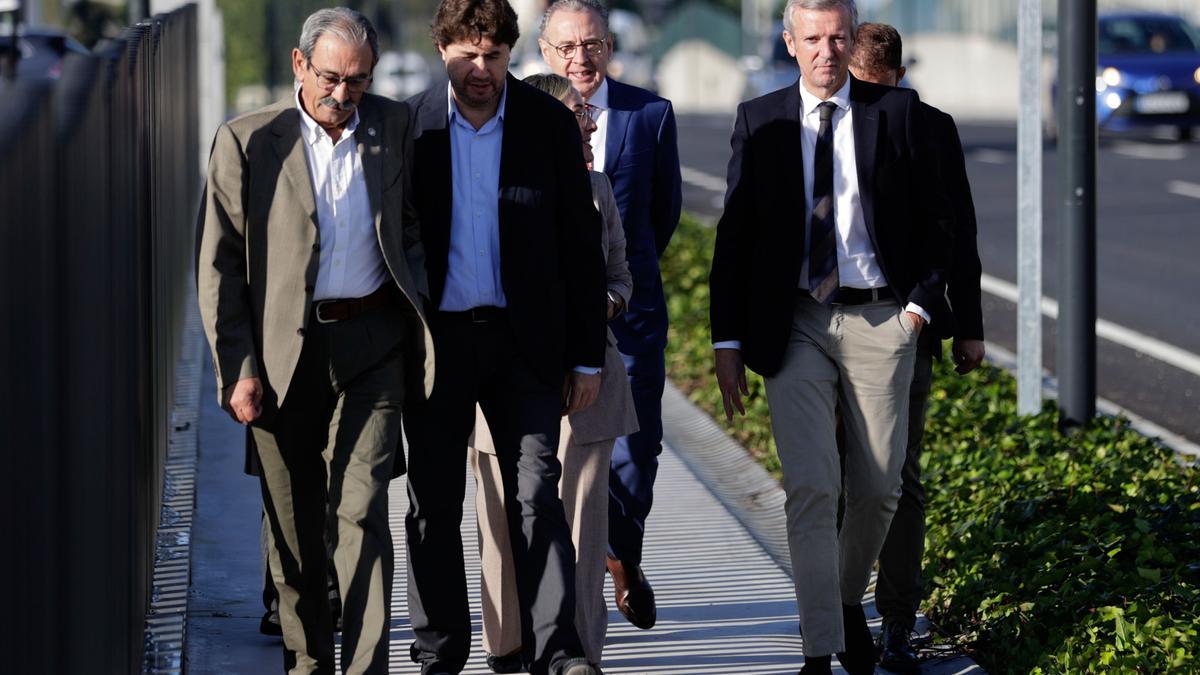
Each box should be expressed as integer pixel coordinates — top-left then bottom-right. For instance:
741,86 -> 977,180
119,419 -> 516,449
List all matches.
1016,0 -> 1043,415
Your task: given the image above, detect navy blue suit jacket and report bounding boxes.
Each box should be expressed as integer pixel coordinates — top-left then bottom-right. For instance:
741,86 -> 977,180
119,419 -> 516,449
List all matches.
601,78 -> 682,355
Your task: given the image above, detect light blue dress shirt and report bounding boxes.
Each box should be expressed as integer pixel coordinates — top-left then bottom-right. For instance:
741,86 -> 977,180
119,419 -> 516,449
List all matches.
439,84 -> 508,312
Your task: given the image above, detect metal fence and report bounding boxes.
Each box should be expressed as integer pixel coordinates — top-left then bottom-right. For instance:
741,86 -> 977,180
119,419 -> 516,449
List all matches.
0,5 -> 198,672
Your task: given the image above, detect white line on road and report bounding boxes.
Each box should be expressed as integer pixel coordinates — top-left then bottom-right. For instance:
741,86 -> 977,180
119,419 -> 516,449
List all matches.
979,273 -> 1200,378
968,148 -> 1011,164
1167,180 -> 1200,200
1111,141 -> 1187,161
680,166 -> 727,194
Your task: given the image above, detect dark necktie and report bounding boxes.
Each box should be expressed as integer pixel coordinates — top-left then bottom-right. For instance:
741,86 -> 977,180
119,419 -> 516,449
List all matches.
808,101 -> 839,304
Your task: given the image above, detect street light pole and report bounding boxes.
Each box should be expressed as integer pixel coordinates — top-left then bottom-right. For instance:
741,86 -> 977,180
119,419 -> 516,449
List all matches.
1016,0 -> 1042,416
1056,0 -> 1098,428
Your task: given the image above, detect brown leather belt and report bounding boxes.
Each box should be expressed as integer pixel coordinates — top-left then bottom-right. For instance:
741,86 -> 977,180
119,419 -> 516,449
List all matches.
314,285 -> 394,324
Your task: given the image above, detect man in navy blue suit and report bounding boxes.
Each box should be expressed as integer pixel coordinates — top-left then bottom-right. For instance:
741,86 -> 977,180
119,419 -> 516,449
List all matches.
539,0 -> 682,631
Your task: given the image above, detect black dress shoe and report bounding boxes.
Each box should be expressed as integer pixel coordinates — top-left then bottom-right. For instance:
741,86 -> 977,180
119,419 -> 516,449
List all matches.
836,603 -> 877,675
798,654 -> 832,674
486,650 -> 523,674
878,622 -> 919,674
606,556 -> 656,629
258,608 -> 282,637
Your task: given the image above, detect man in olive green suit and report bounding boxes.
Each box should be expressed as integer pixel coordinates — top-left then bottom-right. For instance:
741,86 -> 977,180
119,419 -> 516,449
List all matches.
195,8 -> 433,674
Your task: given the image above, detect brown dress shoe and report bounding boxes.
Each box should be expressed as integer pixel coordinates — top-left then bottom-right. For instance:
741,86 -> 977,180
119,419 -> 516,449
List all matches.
606,555 -> 656,629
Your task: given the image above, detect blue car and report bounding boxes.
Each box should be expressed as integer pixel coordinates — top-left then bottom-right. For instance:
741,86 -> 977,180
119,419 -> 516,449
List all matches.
1094,12 -> 1200,140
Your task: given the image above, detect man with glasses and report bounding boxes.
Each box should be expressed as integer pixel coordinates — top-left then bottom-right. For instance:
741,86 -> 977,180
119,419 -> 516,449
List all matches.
197,7 -> 433,673
538,0 -> 682,632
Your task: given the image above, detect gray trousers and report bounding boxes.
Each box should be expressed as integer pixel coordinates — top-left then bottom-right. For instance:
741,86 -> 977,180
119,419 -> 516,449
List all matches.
764,295 -> 918,657
251,299 -> 408,674
874,333 -> 936,630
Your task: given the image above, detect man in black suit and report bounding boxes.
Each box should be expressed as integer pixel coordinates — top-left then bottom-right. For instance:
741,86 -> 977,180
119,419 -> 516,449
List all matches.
848,22 -> 985,673
401,1 -> 606,674
708,1 -> 951,673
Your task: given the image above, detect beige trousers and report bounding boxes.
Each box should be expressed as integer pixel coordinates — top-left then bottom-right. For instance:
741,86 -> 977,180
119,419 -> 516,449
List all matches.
470,415 -> 614,665
764,295 -> 918,657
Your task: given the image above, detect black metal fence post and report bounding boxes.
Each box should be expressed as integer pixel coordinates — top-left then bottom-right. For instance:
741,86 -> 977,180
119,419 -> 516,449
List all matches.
0,6 -> 199,672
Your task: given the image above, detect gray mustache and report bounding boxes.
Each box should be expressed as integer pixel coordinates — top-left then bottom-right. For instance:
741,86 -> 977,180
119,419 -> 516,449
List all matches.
318,96 -> 356,112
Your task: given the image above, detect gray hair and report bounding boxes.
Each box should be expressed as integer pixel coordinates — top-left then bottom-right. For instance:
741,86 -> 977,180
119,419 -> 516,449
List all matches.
539,0 -> 609,37
298,7 -> 379,63
782,0 -> 857,36
523,73 -> 574,101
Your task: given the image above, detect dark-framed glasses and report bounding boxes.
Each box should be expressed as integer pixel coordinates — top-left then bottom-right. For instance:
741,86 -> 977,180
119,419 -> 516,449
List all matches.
542,37 -> 607,59
307,62 -> 372,93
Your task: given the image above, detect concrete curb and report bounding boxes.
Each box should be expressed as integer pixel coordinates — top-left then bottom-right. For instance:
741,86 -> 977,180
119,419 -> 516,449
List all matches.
143,297 -> 204,674
984,342 -> 1200,461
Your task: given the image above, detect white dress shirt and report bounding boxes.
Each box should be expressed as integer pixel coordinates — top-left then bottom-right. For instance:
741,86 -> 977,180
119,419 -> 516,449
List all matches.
586,78 -> 610,173
296,93 -> 388,301
713,77 -> 927,352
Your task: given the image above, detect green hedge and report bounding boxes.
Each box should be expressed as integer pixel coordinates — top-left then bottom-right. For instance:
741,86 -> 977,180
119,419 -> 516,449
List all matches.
661,214 -> 1200,673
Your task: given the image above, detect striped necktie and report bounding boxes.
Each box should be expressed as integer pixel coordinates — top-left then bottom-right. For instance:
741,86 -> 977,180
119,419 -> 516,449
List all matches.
808,101 -> 839,304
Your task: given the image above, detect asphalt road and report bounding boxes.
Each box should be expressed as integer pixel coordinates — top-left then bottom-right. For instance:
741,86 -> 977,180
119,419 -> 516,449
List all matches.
674,112 -> 1200,447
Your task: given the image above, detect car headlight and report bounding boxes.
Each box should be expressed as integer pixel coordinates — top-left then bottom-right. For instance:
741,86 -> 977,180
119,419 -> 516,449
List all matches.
1194,66 -> 1200,85
1095,76 -> 1107,92
1102,67 -> 1122,87
1105,92 -> 1122,109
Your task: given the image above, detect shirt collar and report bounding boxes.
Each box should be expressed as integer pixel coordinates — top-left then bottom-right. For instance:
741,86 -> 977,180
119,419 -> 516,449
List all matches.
447,80 -> 508,131
798,74 -> 851,117
587,77 -> 609,110
295,88 -> 360,145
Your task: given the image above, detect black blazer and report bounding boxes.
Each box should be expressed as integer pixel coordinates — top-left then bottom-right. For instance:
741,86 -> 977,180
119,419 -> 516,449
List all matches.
923,103 -> 984,342
407,75 -> 606,385
709,76 -> 954,377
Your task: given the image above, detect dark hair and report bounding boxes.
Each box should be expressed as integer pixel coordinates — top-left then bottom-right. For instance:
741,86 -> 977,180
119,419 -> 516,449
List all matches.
851,22 -> 903,75
431,0 -> 520,49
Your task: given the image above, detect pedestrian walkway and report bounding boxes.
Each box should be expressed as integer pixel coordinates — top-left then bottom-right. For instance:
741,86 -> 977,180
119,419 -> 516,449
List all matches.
185,357 -> 981,674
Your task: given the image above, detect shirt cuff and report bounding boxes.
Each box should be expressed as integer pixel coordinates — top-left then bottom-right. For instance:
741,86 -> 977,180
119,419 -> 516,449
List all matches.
713,340 -> 742,351
573,365 -> 602,375
904,302 -> 931,325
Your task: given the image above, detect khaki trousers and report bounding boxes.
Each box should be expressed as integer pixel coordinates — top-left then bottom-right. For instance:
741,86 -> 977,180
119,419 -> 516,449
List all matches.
764,295 -> 918,657
470,415 -> 614,665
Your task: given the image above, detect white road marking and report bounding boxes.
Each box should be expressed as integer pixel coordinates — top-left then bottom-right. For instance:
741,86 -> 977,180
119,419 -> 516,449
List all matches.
968,148 -> 1011,164
979,273 -> 1200,378
1111,141 -> 1187,161
680,165 -> 727,194
1167,180 -> 1200,200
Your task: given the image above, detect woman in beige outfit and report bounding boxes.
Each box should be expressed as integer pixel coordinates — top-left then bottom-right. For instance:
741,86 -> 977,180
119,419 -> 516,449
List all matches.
468,73 -> 638,672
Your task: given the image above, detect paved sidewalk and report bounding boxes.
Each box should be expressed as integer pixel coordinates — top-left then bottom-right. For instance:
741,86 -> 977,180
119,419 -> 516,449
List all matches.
186,356 -> 981,673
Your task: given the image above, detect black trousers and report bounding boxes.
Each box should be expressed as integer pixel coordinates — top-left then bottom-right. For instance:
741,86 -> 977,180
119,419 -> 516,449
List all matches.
403,310 -> 584,675
874,332 -> 936,630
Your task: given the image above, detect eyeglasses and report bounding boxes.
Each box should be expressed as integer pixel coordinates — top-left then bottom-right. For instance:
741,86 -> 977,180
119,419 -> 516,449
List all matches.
307,62 -> 372,93
542,37 -> 607,60
572,103 -> 599,123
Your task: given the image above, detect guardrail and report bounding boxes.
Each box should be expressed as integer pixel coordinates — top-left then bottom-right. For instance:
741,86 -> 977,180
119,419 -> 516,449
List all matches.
0,6 -> 198,672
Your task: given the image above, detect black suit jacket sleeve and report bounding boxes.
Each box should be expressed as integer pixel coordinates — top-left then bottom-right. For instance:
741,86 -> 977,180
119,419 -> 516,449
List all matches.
903,91 -> 955,319
709,101 -> 753,345
930,109 -> 984,340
